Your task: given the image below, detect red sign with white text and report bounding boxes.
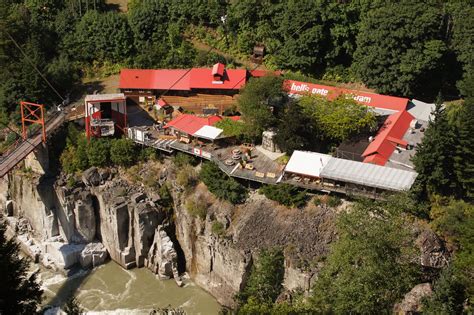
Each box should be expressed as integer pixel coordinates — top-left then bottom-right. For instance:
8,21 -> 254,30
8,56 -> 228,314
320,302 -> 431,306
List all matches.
284,80 -> 409,112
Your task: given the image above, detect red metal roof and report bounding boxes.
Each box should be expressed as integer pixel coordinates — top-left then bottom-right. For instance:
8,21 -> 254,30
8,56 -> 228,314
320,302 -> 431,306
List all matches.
164,114 -> 240,135
284,80 -> 409,111
189,68 -> 247,90
362,110 -> 414,165
212,63 -> 225,77
119,66 -> 247,91
119,69 -> 191,91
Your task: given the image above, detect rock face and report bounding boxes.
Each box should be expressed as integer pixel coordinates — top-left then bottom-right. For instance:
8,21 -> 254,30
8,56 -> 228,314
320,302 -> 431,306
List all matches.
80,242 -> 108,268
2,162 -> 339,308
417,229 -> 448,269
146,225 -> 182,285
173,188 -> 335,308
395,283 -> 433,314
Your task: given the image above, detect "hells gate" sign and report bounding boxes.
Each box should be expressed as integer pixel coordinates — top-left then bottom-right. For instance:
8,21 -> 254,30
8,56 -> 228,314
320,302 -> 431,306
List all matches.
284,80 -> 409,112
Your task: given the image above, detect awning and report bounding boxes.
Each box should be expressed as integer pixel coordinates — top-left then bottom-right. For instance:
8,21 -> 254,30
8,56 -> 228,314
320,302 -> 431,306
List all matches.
284,151 -> 332,178
193,125 -> 223,140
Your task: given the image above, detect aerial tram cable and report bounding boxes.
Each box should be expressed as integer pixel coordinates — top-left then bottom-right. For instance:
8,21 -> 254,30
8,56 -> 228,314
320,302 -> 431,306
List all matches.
5,31 -> 66,103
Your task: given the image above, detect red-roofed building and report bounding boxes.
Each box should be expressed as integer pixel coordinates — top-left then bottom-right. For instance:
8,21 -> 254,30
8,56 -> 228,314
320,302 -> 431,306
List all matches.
284,80 -> 409,112
164,114 -> 241,142
119,63 -> 259,114
362,110 -> 414,165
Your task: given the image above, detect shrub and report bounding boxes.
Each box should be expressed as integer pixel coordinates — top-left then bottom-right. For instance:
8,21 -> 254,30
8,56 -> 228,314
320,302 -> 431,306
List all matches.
173,152 -> 198,167
176,165 -> 198,189
200,162 -> 247,204
110,138 -> 136,166
185,197 -> 208,219
211,221 -> 225,237
260,184 -> 307,208
139,147 -> 158,161
158,184 -> 173,212
87,138 -> 110,167
327,195 -> 342,208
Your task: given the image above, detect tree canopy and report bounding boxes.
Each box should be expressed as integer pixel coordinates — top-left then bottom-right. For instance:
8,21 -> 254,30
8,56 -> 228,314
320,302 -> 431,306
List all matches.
0,222 -> 43,314
237,75 -> 286,140
299,94 -> 376,148
310,195 -> 420,313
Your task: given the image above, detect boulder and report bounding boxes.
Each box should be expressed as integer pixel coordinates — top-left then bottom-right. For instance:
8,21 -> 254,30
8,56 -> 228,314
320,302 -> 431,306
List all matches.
43,241 -> 85,269
80,242 -> 108,268
395,283 -> 433,314
417,229 -> 448,269
146,225 -> 182,285
82,167 -> 101,187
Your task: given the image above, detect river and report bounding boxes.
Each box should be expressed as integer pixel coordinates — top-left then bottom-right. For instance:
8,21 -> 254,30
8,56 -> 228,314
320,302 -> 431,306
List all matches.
38,261 -> 221,314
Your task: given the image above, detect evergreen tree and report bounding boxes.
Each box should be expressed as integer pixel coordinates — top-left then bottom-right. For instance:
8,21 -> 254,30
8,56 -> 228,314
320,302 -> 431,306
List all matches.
453,99 -> 474,201
274,101 -> 316,155
0,222 -> 43,314
238,75 -> 286,140
352,1 -> 447,98
412,95 -> 459,200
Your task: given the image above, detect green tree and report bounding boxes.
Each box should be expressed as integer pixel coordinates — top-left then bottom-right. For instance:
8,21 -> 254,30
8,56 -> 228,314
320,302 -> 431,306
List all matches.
0,222 -> 42,314
412,96 -> 460,200
423,266 -> 466,314
87,138 -> 110,167
299,94 -> 376,146
199,162 -> 247,204
259,184 -> 307,208
310,195 -> 419,313
274,101 -> 316,154
431,199 -> 474,304
453,70 -> 474,200
238,75 -> 286,140
110,138 -> 136,166
237,248 -> 285,306
214,118 -> 246,140
352,1 -> 447,98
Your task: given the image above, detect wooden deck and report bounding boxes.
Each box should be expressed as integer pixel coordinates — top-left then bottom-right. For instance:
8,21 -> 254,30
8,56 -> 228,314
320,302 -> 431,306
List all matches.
127,128 -> 391,199
162,93 -> 238,114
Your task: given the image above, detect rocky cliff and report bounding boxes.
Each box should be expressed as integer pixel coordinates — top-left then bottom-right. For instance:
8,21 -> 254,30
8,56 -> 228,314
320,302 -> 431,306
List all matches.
1,158 -> 340,308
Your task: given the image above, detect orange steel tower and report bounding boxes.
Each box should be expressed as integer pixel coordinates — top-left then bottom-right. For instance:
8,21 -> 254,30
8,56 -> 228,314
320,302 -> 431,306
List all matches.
20,101 -> 46,142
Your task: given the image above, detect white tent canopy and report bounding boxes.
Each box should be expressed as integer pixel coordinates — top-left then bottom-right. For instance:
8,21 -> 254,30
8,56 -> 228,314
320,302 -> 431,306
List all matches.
284,151 -> 332,178
320,157 -> 417,191
193,125 -> 224,140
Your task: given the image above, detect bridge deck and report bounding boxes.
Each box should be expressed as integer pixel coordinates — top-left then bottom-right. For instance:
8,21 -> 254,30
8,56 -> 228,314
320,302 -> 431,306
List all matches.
0,111 -> 67,178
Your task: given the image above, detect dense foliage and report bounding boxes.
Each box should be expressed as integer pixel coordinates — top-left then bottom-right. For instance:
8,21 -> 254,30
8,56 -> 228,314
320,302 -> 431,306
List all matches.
413,75 -> 474,201
60,123 -> 140,173
199,162 -> 247,204
274,101 -> 315,154
310,196 -> 420,313
259,184 -> 307,208
1,0 -> 473,125
237,248 -> 285,308
0,222 -> 42,314
237,75 -> 286,140
300,95 -> 377,146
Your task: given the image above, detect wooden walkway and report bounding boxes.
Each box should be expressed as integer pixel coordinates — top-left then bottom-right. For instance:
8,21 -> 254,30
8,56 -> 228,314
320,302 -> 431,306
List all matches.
0,111 -> 67,178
